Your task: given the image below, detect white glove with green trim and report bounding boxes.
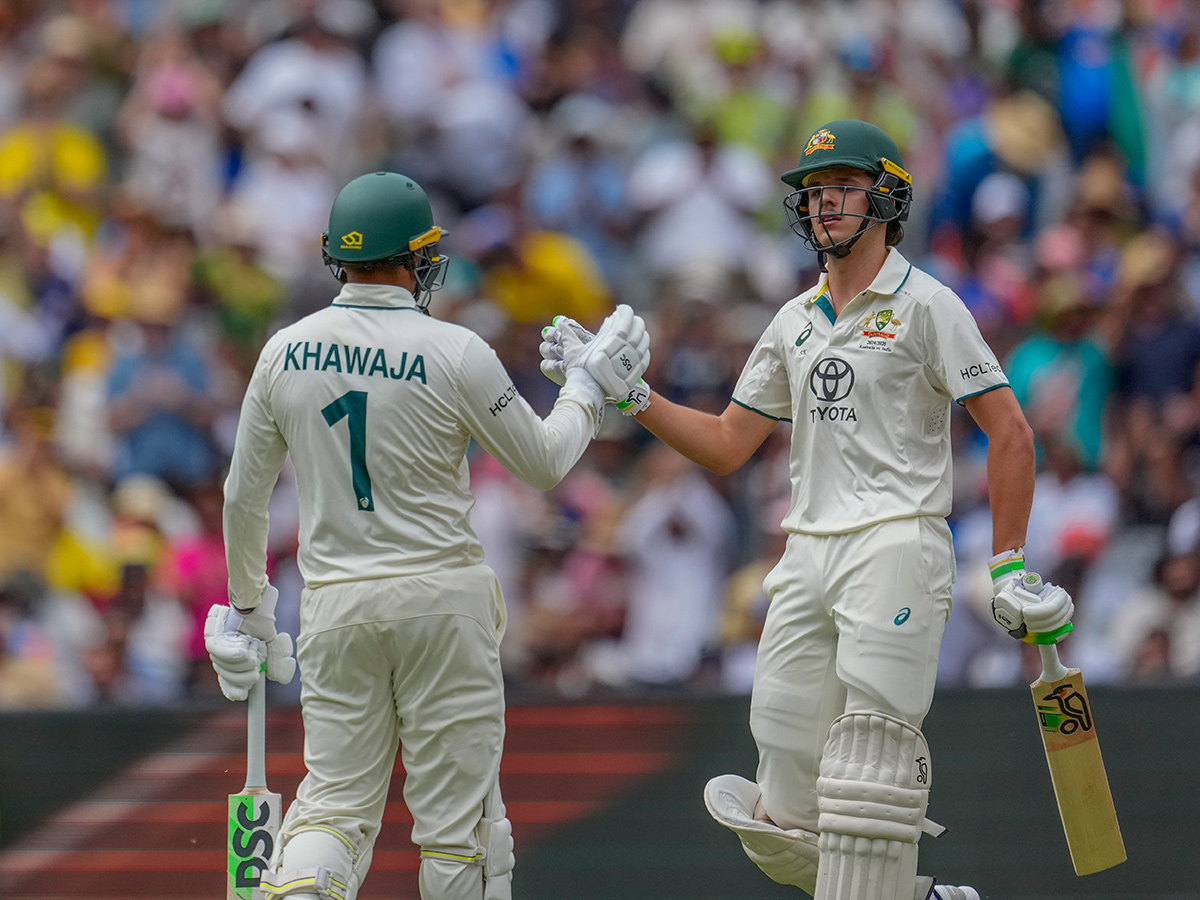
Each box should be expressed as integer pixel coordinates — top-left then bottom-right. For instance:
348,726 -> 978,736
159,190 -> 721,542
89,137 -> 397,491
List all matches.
204,584 -> 296,701
988,549 -> 1074,643
539,307 -> 651,415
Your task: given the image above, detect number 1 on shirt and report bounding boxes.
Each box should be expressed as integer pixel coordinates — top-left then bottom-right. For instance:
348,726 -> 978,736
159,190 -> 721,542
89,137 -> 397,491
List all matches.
322,390 -> 374,511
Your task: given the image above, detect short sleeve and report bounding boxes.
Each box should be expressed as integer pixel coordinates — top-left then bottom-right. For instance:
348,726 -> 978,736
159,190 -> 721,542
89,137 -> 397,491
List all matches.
732,320 -> 793,422
926,290 -> 1008,403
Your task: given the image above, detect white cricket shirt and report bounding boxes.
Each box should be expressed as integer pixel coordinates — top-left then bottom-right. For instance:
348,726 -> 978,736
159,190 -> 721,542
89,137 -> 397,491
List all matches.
224,283 -> 602,605
733,249 -> 1007,535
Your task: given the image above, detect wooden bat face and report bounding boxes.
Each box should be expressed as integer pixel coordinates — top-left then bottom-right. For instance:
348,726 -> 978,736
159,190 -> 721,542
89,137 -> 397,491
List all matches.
227,788 -> 281,899
1031,667 -> 1125,875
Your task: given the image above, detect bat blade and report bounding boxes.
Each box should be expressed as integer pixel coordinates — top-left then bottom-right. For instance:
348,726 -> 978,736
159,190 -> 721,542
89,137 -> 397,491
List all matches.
227,677 -> 281,899
1031,663 -> 1126,875
227,787 -> 282,899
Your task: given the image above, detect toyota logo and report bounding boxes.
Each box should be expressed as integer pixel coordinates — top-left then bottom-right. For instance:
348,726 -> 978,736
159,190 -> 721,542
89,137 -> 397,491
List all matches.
809,357 -> 855,402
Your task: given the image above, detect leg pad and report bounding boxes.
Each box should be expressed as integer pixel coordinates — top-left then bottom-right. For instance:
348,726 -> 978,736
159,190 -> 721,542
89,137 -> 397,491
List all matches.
704,774 -> 819,890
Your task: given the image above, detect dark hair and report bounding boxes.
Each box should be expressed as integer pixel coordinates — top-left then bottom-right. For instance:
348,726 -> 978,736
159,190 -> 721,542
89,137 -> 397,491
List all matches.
341,256 -> 415,275
886,220 -> 904,246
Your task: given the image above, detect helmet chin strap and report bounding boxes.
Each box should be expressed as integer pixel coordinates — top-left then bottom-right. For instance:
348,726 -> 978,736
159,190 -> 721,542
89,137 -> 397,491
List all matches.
815,216 -> 882,259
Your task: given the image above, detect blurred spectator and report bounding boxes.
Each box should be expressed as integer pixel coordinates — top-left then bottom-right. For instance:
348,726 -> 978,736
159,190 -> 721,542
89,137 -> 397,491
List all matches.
1106,232 -> 1200,433
583,444 -> 734,688
700,28 -> 791,162
223,0 -> 375,173
1025,431 -> 1120,587
459,202 -> 612,326
523,92 -> 633,286
619,0 -> 758,111
716,499 -> 787,694
0,574 -> 61,708
1067,152 -> 1140,299
626,120 -> 774,285
931,91 -> 1072,240
1055,3 -> 1147,181
1007,274 -> 1114,471
0,54 -> 108,247
510,421 -> 635,692
87,559 -> 189,706
374,0 -> 532,207
225,108 -> 339,286
0,406 -> 74,584
1105,549 -> 1200,683
651,286 -> 739,409
954,171 -> 1039,347
165,480 -> 228,694
116,27 -> 224,237
467,451 -> 556,674
190,200 -> 287,371
106,277 -> 220,489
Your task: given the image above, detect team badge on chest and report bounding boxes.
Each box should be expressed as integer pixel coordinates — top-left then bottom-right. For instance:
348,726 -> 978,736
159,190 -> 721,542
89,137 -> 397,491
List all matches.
859,309 -> 902,352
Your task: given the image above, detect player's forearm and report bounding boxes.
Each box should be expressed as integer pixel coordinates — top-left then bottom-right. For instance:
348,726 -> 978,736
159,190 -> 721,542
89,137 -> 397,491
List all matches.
223,471 -> 274,609
487,372 -> 602,491
223,393 -> 289,608
987,418 -> 1036,554
634,392 -> 746,476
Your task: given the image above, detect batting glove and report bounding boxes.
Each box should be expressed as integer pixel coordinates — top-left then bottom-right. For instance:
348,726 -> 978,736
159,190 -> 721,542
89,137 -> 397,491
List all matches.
205,583 -> 297,701
1016,572 -> 1075,644
539,310 -> 652,415
989,550 -> 1074,643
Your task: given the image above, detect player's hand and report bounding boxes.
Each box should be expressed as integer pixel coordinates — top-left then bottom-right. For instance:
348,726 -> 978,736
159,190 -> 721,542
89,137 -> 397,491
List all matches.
1018,575 -> 1075,644
989,553 -> 1074,644
540,308 -> 652,414
204,584 -> 297,700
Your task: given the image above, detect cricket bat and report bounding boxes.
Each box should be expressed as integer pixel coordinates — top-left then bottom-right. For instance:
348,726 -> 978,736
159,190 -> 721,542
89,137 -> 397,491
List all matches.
1026,574 -> 1125,875
227,676 -> 282,899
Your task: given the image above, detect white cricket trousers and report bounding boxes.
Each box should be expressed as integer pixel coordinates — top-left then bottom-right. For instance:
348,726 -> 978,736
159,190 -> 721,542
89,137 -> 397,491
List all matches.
282,564 -> 508,900
750,516 -> 954,832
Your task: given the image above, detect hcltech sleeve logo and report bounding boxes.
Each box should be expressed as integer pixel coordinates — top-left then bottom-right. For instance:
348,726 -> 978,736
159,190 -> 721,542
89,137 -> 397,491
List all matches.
959,361 -> 1003,381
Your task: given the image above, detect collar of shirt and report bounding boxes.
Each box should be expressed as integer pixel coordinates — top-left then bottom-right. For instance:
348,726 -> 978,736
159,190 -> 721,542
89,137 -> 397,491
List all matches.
331,283 -> 420,310
805,247 -> 914,309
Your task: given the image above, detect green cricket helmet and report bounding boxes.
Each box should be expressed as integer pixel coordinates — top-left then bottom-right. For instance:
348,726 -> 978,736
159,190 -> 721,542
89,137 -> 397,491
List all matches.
321,171 -> 449,308
780,120 -> 912,258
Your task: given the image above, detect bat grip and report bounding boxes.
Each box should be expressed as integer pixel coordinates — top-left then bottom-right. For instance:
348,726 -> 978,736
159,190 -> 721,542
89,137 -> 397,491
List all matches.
1039,643 -> 1070,682
246,676 -> 267,789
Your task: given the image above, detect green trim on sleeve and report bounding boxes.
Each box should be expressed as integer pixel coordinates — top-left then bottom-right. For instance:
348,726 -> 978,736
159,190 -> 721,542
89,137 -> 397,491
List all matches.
955,382 -> 1010,405
732,398 -> 792,422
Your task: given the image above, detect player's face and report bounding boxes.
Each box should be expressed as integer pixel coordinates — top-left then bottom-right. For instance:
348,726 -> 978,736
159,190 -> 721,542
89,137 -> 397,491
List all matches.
803,167 -> 875,247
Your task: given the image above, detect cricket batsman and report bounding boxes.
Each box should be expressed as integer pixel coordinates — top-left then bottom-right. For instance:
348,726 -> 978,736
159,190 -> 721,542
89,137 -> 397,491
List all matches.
541,121 -> 1076,899
205,171 -> 649,900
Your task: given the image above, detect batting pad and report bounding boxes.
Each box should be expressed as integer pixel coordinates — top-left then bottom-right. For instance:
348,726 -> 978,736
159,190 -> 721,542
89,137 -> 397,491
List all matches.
813,713 -> 934,900
261,826 -> 360,900
704,774 -> 819,891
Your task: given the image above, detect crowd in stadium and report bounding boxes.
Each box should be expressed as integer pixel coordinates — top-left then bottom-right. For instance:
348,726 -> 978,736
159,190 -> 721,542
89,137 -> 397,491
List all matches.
1,0 -> 1199,708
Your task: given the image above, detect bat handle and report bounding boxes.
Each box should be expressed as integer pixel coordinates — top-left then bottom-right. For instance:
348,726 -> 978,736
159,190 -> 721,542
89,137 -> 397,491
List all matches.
1038,643 -> 1070,682
246,675 -> 267,789
1024,573 -> 1072,680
